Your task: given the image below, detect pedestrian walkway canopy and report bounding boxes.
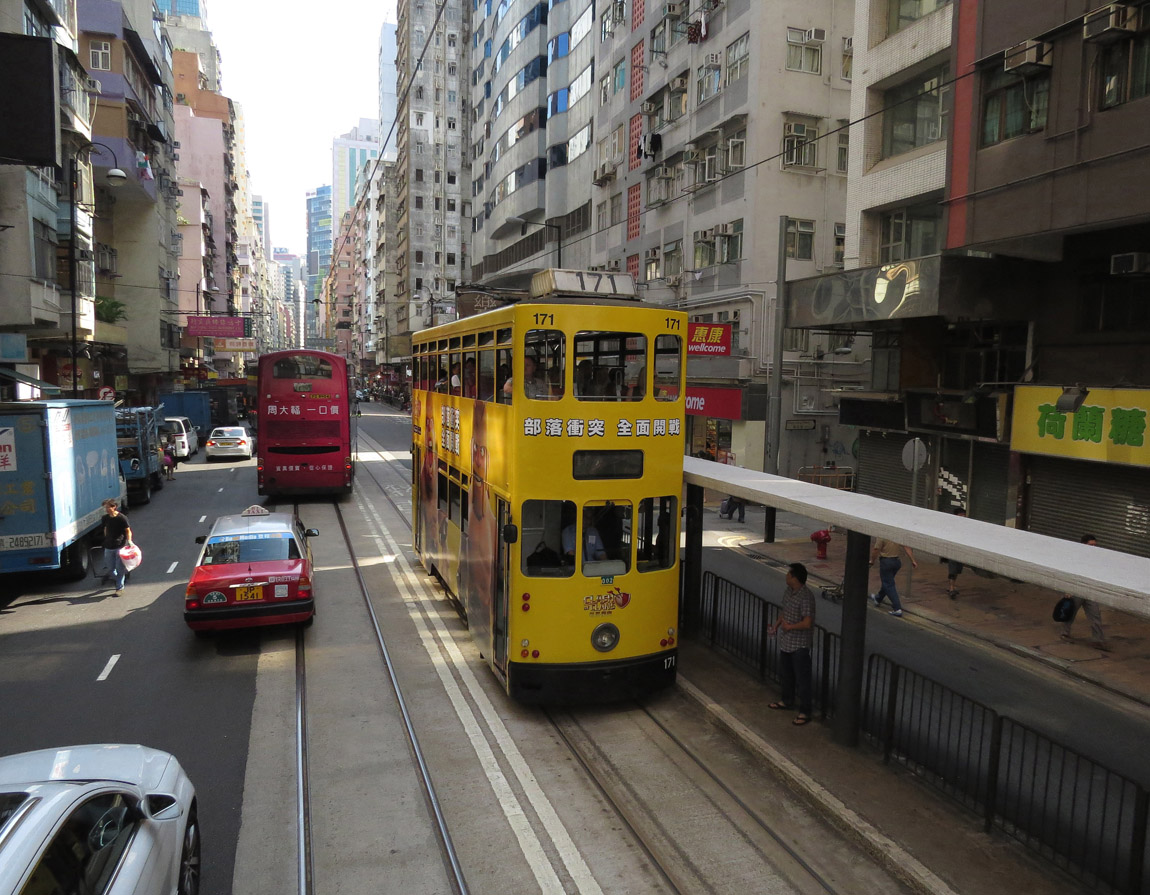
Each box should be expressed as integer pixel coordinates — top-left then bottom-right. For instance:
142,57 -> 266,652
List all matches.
684,457 -> 1150,618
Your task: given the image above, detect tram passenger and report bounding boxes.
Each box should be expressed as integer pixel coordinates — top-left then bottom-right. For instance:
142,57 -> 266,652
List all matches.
562,509 -> 608,564
505,354 -> 547,399
449,362 -> 462,395
435,367 -> 449,393
463,357 -> 477,398
575,359 -> 594,397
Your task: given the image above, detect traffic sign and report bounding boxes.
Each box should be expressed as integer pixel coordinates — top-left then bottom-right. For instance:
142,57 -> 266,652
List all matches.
98,386 -> 115,401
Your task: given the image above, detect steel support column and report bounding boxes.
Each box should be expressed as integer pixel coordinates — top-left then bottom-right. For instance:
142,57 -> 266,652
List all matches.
682,483 -> 705,636
832,528 -> 871,746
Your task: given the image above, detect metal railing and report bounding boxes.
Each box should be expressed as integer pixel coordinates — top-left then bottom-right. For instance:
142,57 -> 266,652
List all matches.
697,572 -> 1150,893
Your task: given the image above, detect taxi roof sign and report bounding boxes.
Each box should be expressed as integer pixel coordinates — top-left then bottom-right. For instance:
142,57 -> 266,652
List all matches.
240,505 -> 271,516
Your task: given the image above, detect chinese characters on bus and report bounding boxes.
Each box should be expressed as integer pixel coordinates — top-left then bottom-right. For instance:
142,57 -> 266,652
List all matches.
523,417 -> 682,437
264,403 -> 341,417
1036,404 -> 1147,447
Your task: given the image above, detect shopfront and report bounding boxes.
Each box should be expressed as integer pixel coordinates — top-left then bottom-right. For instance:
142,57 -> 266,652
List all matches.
1012,386 -> 1150,557
685,385 -> 744,463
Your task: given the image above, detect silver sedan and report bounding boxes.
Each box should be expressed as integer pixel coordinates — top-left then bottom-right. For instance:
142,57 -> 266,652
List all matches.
204,426 -> 253,461
0,744 -> 199,895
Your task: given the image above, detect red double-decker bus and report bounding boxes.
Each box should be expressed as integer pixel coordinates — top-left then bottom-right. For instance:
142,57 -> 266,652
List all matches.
255,350 -> 356,497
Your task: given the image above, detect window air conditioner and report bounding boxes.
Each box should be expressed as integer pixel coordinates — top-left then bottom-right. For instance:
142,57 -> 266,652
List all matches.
1110,252 -> 1150,275
655,165 -> 673,178
704,53 -> 722,68
684,148 -> 705,163
713,222 -> 732,236
589,264 -> 605,271
666,274 -> 682,286
85,77 -> 101,94
805,28 -> 827,43
646,246 -> 661,260
641,100 -> 659,114
1083,4 -> 1137,41
663,2 -> 683,17
608,259 -> 621,270
670,76 -> 689,91
699,228 -> 715,241
1003,39 -> 1052,72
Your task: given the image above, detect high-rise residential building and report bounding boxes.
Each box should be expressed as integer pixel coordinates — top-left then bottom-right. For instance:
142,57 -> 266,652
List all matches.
466,0 -> 863,473
252,194 -> 271,262
159,0 -> 208,17
162,0 -> 221,91
393,0 -> 470,344
273,248 -> 306,350
306,185 -> 333,344
332,119 -> 380,230
379,22 -> 399,160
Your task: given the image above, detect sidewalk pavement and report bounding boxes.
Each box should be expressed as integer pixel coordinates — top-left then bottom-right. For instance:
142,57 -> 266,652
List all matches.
707,497 -> 1150,710
674,499 -> 1150,893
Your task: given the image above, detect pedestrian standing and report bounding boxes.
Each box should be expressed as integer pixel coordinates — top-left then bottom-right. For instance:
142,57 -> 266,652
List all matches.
869,537 -> 917,617
101,498 -> 133,594
767,562 -> 816,726
946,507 -> 966,598
1060,533 -> 1109,651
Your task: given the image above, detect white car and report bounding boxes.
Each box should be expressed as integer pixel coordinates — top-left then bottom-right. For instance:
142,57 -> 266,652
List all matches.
0,744 -> 199,895
161,417 -> 199,459
204,427 -> 252,461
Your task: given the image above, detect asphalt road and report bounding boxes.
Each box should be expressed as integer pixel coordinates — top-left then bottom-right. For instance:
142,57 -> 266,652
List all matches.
0,447 -> 263,893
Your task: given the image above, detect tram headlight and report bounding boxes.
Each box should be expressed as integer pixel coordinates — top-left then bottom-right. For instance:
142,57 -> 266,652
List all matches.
591,623 -> 620,653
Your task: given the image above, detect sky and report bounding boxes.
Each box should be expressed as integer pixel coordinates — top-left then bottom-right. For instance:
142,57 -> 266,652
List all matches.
208,0 -> 399,254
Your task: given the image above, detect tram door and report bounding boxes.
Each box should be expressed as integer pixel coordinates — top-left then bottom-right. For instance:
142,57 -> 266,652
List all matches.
493,498 -> 511,674
412,444 -> 422,554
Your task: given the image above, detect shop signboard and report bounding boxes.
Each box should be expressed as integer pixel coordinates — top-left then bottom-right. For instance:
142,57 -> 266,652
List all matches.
684,386 -> 743,419
687,323 -> 731,356
186,316 -> 245,338
1011,386 -> 1150,468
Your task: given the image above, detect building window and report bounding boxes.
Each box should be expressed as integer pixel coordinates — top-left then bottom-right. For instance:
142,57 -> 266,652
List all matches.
693,231 -> 715,268
696,61 -> 721,104
600,73 -> 611,104
785,28 -> 821,74
889,0 -> 951,36
614,59 -> 626,93
664,239 -> 683,277
415,168 -> 424,182
1101,34 -> 1150,109
90,40 -> 112,71
33,220 -> 56,282
416,250 -> 424,263
720,219 -> 743,263
610,192 -> 623,224
725,32 -> 750,85
879,201 -> 942,263
842,41 -> 853,80
597,200 -> 608,229
785,219 -> 815,260
415,196 -> 424,209
981,69 -> 1049,145
783,123 -> 818,167
833,223 -> 846,264
883,65 -> 948,159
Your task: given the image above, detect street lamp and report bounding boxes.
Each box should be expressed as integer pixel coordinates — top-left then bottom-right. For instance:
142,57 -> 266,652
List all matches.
69,142 -> 126,397
506,215 -> 563,269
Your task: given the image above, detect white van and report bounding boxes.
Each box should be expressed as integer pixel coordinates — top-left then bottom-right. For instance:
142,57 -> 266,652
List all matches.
163,416 -> 199,458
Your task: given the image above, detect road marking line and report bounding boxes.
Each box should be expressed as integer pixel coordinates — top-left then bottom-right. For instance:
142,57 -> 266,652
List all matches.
199,515 -> 206,523
97,655 -> 120,681
167,561 -> 178,574
218,487 -> 224,492
355,494 -> 602,895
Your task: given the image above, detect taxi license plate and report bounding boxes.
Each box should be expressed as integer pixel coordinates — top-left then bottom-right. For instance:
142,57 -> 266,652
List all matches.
235,586 -> 263,602
219,440 -> 237,445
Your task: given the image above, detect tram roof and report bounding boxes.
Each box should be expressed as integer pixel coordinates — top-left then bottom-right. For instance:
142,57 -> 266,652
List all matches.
684,456 -> 1150,617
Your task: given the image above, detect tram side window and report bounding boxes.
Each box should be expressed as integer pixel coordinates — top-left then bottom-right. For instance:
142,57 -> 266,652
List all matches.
636,496 -> 677,571
574,501 -> 632,576
496,347 -> 512,404
449,479 -> 464,529
521,499 -> 574,577
521,329 -> 565,400
449,351 -> 462,396
463,350 -> 477,398
478,349 -> 496,401
434,357 -> 449,392
574,332 -> 647,400
438,471 -> 449,513
653,334 -> 682,401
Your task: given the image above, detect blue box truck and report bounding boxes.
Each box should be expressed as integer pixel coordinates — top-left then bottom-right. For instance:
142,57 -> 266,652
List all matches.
157,390 -> 211,437
0,400 -> 126,579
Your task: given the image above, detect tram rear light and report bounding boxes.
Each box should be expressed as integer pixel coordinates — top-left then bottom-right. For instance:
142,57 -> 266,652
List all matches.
661,639 -> 668,647
531,650 -> 540,658
522,592 -> 531,601
521,649 -> 529,658
521,603 -> 530,611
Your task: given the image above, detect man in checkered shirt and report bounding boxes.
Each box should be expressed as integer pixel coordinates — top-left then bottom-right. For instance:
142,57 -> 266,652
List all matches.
768,562 -> 816,726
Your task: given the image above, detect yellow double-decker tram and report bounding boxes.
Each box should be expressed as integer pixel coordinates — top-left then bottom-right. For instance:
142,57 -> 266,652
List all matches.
411,269 -> 686,702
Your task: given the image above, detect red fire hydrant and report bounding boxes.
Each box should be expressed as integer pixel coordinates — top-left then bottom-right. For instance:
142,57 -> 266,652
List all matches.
810,529 -> 832,560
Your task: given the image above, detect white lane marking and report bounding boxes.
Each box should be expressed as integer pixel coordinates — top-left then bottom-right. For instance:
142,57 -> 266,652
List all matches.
199,515 -> 206,523
167,561 -> 179,574
217,487 -> 224,492
97,655 -> 120,681
355,493 -> 604,895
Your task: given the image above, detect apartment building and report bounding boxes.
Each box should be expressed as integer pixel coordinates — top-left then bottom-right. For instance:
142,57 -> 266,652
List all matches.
306,184 -> 333,344
393,0 -> 471,342
790,0 -> 1150,555
466,0 -> 863,474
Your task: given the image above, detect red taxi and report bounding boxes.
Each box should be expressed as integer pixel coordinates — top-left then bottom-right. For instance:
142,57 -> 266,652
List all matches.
184,505 -> 317,634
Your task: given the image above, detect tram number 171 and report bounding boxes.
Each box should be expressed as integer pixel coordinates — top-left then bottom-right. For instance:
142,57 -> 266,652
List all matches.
664,317 -> 680,330
664,656 -> 676,669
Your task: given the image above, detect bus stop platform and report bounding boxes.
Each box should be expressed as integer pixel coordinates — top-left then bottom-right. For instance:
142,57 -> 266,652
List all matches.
710,499 -> 1150,710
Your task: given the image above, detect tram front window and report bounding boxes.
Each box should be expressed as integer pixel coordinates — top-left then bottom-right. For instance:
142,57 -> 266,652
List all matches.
577,502 -> 631,576
522,499 -> 575,577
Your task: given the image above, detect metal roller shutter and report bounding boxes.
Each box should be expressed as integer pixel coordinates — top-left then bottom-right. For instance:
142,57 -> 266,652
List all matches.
1027,456 -> 1150,557
857,431 -> 931,507
970,443 -> 1010,526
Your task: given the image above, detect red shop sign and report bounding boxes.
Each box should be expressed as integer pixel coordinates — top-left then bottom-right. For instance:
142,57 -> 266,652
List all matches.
685,386 -> 743,420
687,323 -> 731,356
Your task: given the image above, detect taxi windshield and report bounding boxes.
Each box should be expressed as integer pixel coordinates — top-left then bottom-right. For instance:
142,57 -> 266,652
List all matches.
202,533 -> 301,564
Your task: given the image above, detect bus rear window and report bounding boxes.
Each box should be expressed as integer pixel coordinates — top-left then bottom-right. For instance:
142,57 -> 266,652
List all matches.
573,450 -> 643,479
272,355 -> 334,379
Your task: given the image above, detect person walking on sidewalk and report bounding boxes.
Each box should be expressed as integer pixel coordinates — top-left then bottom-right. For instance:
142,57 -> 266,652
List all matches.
1060,533 -> 1110,651
101,498 -> 133,595
869,537 -> 917,617
767,563 -> 816,726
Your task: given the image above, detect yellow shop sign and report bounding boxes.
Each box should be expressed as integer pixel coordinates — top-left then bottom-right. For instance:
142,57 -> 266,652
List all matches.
1011,386 -> 1150,468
